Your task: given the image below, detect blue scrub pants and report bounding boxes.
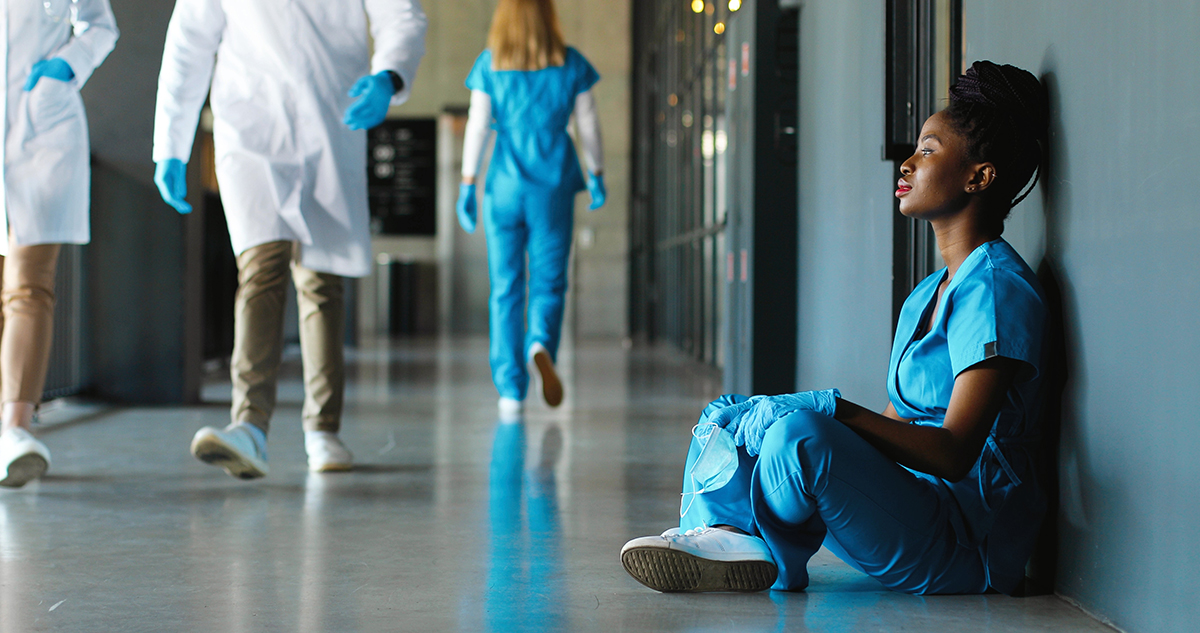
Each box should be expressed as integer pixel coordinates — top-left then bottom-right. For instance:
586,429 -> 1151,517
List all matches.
484,181 -> 574,400
680,396 -> 989,594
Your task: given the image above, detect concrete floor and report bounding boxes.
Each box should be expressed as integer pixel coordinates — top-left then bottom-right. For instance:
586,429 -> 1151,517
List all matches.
0,337 -> 1114,632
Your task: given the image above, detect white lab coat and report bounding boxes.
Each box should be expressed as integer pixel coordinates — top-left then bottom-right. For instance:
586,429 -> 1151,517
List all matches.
153,0 -> 427,278
2,0 -> 118,255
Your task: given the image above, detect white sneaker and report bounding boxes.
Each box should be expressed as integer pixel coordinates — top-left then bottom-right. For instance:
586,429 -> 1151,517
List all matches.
528,342 -> 563,407
305,431 -> 353,472
498,397 -> 524,421
190,422 -> 268,480
0,427 -> 50,488
621,526 -> 777,592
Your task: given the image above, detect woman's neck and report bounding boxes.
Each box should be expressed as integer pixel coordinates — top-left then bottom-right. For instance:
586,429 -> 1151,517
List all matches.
931,206 -> 1003,279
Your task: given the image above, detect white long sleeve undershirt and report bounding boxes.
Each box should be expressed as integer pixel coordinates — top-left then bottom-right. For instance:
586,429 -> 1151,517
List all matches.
460,88 -> 604,178
573,90 -> 604,174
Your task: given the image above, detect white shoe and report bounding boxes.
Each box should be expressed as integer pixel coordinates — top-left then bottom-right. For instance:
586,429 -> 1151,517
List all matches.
528,342 -> 563,407
0,427 -> 50,488
305,431 -> 353,472
190,422 -> 268,479
498,397 -> 524,421
621,526 -> 777,592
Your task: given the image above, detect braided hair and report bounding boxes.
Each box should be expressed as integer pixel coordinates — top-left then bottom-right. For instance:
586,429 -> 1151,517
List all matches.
945,61 -> 1048,217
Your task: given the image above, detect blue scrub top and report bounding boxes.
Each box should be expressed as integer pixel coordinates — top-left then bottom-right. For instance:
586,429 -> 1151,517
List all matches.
466,47 -> 600,196
886,238 -> 1048,592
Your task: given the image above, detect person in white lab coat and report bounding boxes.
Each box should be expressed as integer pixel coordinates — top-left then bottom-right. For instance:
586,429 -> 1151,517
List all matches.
0,0 -> 118,488
152,0 -> 426,479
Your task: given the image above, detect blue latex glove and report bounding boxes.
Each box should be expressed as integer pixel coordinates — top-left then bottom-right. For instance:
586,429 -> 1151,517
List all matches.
343,72 -> 395,130
24,58 -> 74,91
456,183 -> 477,233
154,159 -> 193,214
707,389 -> 841,456
586,172 -> 606,210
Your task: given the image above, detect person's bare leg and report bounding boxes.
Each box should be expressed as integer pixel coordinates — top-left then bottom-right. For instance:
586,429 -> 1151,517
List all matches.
1,402 -> 36,432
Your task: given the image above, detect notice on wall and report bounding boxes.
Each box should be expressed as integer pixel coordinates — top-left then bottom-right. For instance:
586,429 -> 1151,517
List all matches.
741,42 -> 751,77
367,118 -> 437,236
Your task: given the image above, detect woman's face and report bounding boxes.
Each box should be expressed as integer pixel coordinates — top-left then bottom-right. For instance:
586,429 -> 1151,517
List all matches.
896,111 -> 979,220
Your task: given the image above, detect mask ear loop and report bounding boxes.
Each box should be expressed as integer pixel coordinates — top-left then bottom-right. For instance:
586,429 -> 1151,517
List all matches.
679,422 -> 718,518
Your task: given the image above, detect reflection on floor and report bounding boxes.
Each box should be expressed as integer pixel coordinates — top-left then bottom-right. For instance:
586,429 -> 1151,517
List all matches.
1,337 -> 1112,632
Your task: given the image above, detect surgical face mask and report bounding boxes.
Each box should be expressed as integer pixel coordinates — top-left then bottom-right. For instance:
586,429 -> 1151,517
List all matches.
679,423 -> 739,518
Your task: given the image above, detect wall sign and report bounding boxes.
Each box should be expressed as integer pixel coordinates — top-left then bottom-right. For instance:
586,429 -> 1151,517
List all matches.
367,118 -> 437,236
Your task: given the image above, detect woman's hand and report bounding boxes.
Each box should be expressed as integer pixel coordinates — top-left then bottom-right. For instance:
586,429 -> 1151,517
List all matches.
586,171 -> 606,210
456,182 -> 477,233
154,159 -> 192,214
708,390 -> 840,457
343,71 -> 395,130
836,356 -> 1019,481
25,58 -> 74,91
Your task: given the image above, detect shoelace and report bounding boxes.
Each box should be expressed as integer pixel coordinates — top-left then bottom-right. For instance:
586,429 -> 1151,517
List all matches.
662,524 -> 711,540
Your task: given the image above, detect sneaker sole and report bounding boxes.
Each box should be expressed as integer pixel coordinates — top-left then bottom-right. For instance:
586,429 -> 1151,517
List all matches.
191,433 -> 267,480
533,350 -> 563,407
622,546 -> 777,593
0,454 -> 48,488
309,461 -> 353,473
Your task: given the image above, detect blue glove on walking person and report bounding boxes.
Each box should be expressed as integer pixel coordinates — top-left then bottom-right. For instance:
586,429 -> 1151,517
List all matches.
24,58 -> 74,91
586,172 -> 607,210
706,389 -> 841,456
456,183 -> 477,233
154,159 -> 193,214
343,71 -> 396,130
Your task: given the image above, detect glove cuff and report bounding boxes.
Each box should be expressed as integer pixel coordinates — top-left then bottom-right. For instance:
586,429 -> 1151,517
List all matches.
815,388 -> 841,418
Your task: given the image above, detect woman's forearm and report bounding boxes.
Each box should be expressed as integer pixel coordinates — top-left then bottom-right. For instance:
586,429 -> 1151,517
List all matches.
573,90 -> 604,174
833,358 -> 1017,482
461,89 -> 492,180
834,399 -> 968,481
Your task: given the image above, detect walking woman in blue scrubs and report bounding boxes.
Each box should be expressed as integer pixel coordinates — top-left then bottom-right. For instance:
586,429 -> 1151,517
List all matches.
456,0 -> 605,417
622,61 -> 1050,595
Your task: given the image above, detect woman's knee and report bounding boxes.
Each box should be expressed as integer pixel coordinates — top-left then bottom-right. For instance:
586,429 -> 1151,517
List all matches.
759,410 -> 841,462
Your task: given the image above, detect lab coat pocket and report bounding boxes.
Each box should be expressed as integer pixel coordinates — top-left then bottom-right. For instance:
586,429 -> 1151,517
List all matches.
26,79 -> 82,137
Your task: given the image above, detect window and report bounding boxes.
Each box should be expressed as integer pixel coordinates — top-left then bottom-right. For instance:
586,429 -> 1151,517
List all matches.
886,0 -> 963,327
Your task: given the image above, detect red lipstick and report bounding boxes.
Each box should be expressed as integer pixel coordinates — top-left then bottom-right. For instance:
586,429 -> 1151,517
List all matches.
896,178 -> 912,197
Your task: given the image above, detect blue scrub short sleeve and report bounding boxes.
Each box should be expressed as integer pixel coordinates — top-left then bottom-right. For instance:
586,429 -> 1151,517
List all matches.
568,48 -> 600,95
466,50 -> 492,93
945,269 -> 1045,381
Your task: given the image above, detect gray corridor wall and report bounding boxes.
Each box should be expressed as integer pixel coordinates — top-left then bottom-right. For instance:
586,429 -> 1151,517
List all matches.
793,0 -> 895,408
83,0 -> 196,403
965,2 -> 1199,631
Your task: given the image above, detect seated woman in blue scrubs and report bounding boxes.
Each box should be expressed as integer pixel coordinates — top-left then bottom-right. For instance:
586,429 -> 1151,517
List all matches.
621,61 -> 1050,595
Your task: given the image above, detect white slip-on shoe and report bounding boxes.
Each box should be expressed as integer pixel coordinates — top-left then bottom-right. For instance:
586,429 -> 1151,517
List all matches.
190,422 -> 268,480
0,427 -> 50,488
528,342 -> 563,407
621,526 -> 777,593
305,431 -> 353,473
498,397 -> 524,421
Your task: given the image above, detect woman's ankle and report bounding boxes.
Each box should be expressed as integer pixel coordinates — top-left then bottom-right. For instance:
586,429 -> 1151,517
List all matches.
1,402 -> 37,432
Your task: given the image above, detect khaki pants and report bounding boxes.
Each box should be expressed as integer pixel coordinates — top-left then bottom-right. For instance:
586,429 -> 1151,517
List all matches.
231,241 -> 344,433
0,240 -> 60,405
